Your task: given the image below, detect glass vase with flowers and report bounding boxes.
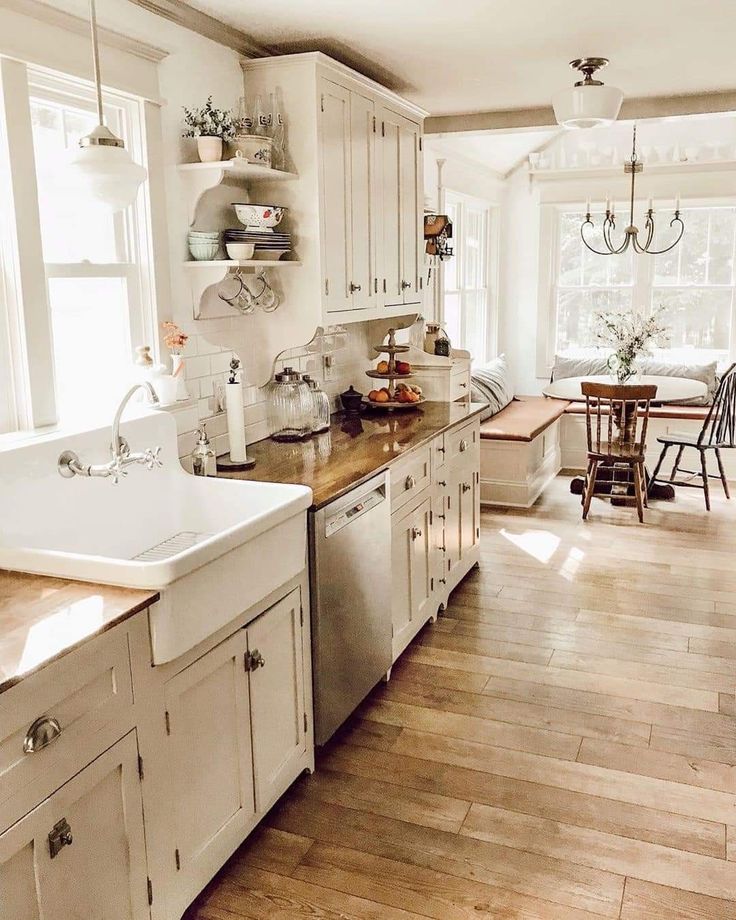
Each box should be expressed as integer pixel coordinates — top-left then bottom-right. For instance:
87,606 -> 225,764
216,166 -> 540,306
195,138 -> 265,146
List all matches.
594,306 -> 669,384
162,322 -> 190,400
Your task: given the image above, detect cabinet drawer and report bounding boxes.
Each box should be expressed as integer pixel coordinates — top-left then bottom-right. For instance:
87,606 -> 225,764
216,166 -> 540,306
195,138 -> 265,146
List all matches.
390,445 -> 432,514
450,370 -> 470,401
446,420 -> 480,466
0,626 -> 134,831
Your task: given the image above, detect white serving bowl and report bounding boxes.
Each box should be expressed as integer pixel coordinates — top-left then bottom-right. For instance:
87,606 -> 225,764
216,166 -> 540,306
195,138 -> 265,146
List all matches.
232,203 -> 286,230
225,242 -> 256,261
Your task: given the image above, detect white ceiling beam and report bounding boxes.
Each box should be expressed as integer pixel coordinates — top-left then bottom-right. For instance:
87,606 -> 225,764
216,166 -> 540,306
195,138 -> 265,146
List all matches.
126,0 -> 272,58
425,91 -> 736,135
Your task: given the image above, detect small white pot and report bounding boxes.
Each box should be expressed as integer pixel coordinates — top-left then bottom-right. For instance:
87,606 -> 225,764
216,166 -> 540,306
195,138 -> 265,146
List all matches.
197,136 -> 223,163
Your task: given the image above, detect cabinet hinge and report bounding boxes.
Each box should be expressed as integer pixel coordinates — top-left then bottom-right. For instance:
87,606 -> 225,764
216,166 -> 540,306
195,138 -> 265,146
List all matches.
303,712 -> 308,733
381,120 -> 385,137
430,577 -> 434,591
391,624 -> 395,638
419,136 -> 423,151
138,755 -> 144,781
147,877 -> 153,907
382,278 -> 387,293
419,276 -> 423,290
320,94 -> 324,113
372,115 -> 376,133
477,527 -> 480,539
429,509 -> 433,525
325,278 -> 329,296
300,605 -> 304,627
175,848 -> 181,871
374,277 -> 378,294
164,710 -> 171,736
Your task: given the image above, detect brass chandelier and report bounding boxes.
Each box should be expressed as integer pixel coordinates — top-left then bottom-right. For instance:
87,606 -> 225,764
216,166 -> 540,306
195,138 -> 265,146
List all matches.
581,126 -> 684,255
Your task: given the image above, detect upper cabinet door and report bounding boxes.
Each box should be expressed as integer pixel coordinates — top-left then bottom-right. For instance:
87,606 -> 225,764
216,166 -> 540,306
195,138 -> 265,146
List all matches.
320,80 -> 353,314
378,107 -> 402,307
348,92 -> 376,311
399,119 -> 422,305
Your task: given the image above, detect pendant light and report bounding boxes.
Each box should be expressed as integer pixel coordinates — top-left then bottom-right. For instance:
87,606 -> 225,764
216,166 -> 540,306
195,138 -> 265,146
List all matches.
66,0 -> 147,212
553,58 -> 623,129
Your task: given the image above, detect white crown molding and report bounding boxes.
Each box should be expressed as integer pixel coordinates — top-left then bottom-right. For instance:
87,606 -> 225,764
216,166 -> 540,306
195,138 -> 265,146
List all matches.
426,90 -> 736,134
3,0 -> 168,63
127,0 -> 271,58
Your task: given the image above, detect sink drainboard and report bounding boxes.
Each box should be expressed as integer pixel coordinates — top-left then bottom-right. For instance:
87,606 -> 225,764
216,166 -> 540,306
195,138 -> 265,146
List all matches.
133,531 -> 213,562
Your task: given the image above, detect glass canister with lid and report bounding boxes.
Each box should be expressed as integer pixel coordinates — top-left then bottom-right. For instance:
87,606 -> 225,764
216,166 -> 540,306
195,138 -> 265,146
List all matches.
266,366 -> 313,441
303,375 -> 331,434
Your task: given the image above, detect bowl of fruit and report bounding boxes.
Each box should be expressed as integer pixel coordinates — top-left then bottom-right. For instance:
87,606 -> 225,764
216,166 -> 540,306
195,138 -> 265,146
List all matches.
364,383 -> 424,410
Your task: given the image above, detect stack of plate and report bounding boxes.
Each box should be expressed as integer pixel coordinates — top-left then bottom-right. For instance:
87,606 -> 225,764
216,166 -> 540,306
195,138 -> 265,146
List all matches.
223,228 -> 291,261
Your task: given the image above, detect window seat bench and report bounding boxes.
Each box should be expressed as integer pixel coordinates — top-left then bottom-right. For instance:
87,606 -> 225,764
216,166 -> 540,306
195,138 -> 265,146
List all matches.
479,397 -> 569,507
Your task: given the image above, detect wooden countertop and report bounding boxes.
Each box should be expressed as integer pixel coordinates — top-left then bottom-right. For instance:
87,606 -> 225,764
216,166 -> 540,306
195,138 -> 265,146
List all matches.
220,401 -> 486,509
0,570 -> 158,695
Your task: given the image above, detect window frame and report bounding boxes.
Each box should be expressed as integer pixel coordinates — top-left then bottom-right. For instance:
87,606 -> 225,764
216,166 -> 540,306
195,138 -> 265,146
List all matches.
538,199 -> 736,377
442,189 -> 498,364
0,57 -> 158,434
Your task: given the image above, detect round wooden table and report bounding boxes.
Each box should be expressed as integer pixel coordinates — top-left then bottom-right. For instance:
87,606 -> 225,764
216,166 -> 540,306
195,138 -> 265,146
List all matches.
543,374 -> 709,500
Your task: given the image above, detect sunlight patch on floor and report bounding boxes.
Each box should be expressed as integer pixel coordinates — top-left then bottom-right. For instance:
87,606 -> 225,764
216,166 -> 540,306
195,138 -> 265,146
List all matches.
500,527 -> 560,564
558,545 -> 585,581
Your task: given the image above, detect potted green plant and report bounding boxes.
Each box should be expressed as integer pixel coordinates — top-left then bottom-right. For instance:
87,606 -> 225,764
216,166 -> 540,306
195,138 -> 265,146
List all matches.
182,97 -> 236,163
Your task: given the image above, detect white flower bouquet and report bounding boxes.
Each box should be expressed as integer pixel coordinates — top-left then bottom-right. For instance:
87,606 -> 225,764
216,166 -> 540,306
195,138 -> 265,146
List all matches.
594,307 -> 670,384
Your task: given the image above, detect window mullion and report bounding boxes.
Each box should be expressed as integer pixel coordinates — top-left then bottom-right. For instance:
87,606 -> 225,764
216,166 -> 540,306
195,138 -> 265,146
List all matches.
0,57 -> 57,428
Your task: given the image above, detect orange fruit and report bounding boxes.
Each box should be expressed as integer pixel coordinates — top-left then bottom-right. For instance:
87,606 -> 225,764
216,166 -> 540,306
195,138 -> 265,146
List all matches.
374,389 -> 390,403
376,360 -> 390,374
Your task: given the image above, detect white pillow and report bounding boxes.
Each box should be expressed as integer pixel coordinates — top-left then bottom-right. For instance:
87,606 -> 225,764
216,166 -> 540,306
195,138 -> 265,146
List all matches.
639,359 -> 717,406
471,354 -> 515,419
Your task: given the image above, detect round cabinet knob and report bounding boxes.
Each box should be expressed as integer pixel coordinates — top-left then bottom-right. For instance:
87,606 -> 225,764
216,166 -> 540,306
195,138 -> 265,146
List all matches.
349,282 -> 362,293
24,716 -> 62,754
405,475 -> 416,491
411,527 -> 423,540
459,439 -> 469,452
247,650 -> 266,670
401,280 -> 411,290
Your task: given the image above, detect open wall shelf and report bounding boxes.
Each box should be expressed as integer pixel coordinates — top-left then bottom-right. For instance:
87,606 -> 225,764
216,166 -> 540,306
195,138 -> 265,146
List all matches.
178,159 -> 298,224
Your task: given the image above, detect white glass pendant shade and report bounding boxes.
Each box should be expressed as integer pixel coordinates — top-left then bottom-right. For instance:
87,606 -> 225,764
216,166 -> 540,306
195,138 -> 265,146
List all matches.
67,138 -> 147,213
553,83 -> 623,129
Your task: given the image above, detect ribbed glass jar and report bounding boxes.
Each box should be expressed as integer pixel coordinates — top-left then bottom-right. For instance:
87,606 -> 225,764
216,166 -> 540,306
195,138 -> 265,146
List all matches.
304,375 -> 331,434
266,367 -> 312,441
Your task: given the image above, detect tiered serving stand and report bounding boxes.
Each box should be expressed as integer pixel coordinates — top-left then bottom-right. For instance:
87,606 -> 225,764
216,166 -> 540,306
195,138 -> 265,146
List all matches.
363,328 -> 425,411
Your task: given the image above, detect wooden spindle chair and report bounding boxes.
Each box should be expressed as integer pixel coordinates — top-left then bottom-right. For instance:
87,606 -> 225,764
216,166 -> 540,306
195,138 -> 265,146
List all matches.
581,382 -> 658,523
648,363 -> 736,511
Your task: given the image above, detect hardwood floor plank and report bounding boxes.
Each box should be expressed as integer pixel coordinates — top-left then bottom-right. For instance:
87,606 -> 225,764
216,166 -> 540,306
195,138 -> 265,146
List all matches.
620,877 -> 736,919
690,636 -> 736,660
230,826 -> 313,876
447,593 -> 580,620
461,803 -> 735,900
266,793 -> 626,918
379,677 -> 652,747
578,609 -> 736,643
409,644 -> 721,711
388,728 -> 736,824
728,826 -> 736,861
498,583 -> 718,616
360,696 -> 582,760
549,649 -> 736,694
650,725 -> 736,767
577,737 -> 736,795
296,841 -> 609,920
720,693 -> 736,717
322,741 -> 725,858
388,657 -> 495,693
419,629 -> 554,665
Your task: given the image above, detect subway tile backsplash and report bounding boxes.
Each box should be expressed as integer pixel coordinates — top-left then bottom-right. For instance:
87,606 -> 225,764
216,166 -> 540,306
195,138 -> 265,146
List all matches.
172,323 -> 371,461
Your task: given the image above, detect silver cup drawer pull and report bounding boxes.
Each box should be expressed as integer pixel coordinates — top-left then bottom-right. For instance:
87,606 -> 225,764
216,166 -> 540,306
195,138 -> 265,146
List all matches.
24,716 -> 62,754
404,475 -> 416,491
459,439 -> 469,452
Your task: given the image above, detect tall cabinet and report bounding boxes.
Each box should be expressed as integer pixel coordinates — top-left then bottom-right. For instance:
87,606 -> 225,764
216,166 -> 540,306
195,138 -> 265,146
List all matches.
241,53 -> 427,342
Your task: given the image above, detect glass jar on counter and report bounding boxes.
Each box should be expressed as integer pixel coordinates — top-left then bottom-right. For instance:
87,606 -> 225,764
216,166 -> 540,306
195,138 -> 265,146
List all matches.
303,375 -> 331,434
266,367 -> 313,441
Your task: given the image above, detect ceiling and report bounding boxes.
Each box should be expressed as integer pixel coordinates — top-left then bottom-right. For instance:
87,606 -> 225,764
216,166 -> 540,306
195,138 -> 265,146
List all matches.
429,130 -> 560,175
185,0 -> 736,117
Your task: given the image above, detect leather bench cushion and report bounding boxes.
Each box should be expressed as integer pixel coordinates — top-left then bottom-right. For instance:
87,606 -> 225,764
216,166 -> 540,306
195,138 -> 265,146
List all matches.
480,396 -> 570,443
564,403 -> 710,421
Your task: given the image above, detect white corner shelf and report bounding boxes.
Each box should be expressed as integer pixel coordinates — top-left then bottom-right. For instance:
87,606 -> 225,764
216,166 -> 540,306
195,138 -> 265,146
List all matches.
178,159 -> 298,224
184,259 -> 302,320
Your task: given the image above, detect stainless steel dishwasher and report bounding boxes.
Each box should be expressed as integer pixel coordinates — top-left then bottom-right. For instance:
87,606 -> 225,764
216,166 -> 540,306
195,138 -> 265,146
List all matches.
309,471 -> 391,745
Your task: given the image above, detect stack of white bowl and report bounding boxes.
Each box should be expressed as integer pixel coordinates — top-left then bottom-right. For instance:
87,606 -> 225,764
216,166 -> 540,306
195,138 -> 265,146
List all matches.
188,230 -> 221,261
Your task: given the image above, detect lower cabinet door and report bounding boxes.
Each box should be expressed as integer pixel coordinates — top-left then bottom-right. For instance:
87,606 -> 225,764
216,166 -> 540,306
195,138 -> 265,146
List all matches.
247,588 -> 307,813
461,470 -> 480,559
0,731 -> 149,920
391,498 -> 433,660
163,630 -> 255,915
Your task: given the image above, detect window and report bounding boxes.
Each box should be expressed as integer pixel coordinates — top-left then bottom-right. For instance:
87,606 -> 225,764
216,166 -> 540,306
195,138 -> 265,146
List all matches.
443,191 -> 495,363
0,63 -> 153,433
549,204 -> 736,366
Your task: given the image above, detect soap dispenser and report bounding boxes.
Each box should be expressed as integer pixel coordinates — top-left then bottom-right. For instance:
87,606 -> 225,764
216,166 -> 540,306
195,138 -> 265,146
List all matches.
190,424 -> 216,477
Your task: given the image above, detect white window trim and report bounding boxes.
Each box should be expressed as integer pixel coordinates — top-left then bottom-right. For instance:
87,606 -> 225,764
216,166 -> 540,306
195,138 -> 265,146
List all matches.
536,198 -> 736,378
443,188 -> 499,363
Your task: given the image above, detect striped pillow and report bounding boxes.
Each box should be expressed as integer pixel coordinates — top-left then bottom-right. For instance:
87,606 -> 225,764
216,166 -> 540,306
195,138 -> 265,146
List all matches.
471,355 -> 514,419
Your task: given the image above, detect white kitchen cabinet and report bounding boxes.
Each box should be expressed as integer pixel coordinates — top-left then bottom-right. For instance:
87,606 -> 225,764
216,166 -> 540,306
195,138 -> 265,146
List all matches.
444,463 -> 481,593
247,588 -> 307,813
163,630 -> 255,915
348,90 -> 378,310
320,80 -> 353,315
391,496 -> 433,660
0,731 -> 149,920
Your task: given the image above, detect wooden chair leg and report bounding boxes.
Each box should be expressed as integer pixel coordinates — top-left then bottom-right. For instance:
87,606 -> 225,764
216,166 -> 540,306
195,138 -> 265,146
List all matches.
640,463 -> 649,507
633,461 -> 645,523
648,443 -> 669,494
671,445 -> 685,481
716,448 -> 730,499
700,450 -> 711,511
581,460 -> 591,506
582,460 -> 598,520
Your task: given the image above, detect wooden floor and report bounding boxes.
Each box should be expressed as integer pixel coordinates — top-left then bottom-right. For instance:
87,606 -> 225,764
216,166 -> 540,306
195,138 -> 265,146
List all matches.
186,477 -> 736,919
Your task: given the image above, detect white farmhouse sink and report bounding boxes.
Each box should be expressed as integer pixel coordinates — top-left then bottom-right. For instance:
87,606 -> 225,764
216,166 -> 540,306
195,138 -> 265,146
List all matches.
0,410 -> 312,662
